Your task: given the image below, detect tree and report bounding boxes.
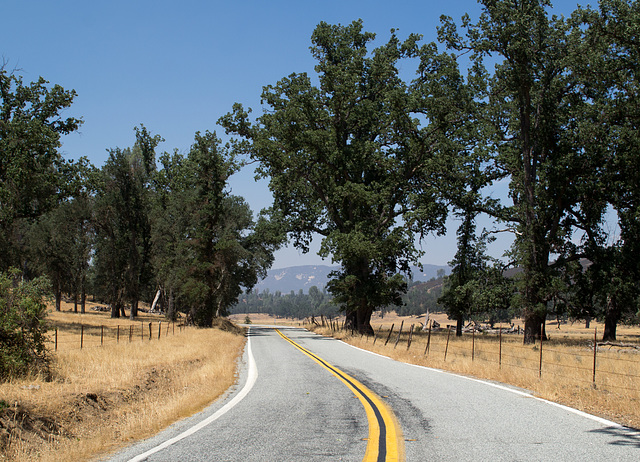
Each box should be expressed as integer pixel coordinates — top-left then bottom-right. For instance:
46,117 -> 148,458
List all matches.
438,210 -> 489,336
557,0 -> 640,340
0,269 -> 50,380
221,20 -> 473,334
150,149 -> 194,320
588,0 -> 640,340
179,132 -> 282,326
0,65 -> 82,270
92,126 -> 161,318
439,1 -> 601,343
27,158 -> 94,313
150,132 -> 282,326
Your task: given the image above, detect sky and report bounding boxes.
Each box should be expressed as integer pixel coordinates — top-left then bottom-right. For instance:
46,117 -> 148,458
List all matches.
2,0 -> 588,269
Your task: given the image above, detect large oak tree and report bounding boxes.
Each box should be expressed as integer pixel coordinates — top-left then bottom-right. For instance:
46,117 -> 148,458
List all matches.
221,20 -> 475,334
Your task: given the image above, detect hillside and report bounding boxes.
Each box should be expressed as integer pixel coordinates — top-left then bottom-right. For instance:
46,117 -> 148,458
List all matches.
254,264 -> 450,293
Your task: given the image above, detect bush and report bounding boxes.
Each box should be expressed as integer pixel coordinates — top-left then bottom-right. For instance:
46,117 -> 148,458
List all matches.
0,269 -> 51,380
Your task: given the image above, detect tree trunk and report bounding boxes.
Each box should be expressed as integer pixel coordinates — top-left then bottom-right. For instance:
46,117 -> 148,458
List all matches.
167,288 -> 175,321
111,301 -> 121,318
351,301 -> 374,336
602,295 -> 619,341
130,299 -> 138,320
80,279 -> 86,314
523,311 -> 546,344
55,290 -> 62,312
456,315 -> 463,337
73,293 -> 78,313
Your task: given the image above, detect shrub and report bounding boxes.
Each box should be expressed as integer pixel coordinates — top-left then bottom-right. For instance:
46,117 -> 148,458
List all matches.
0,269 -> 51,380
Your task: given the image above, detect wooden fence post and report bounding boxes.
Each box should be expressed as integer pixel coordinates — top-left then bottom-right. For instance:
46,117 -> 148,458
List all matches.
129,325 -> 133,343
148,322 -> 152,340
539,323 -> 544,378
472,328 -> 475,361
101,325 -> 104,346
141,322 -> 144,341
158,321 -> 162,340
444,327 -> 452,361
373,325 -> 382,345
55,328 -> 58,352
407,324 -> 414,350
394,321 -> 404,349
117,325 -> 120,343
384,324 -> 395,346
424,321 -> 432,356
499,327 -> 502,368
81,325 -> 84,350
593,327 -> 597,385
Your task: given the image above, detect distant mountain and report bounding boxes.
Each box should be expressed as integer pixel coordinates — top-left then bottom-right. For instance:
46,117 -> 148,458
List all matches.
254,264 -> 450,294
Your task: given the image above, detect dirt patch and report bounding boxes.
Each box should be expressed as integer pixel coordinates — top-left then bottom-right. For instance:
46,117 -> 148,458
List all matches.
0,405 -> 64,451
212,318 -> 244,335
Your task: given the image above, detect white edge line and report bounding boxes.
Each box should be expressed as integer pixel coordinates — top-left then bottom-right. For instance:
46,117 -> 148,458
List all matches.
127,328 -> 258,462
333,337 -> 629,430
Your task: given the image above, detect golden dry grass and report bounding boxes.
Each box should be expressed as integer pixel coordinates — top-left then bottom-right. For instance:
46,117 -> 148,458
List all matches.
307,312 -> 640,430
0,302 -> 245,461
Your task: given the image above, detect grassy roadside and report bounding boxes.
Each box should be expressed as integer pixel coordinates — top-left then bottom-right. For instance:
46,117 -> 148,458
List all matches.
308,313 -> 640,430
0,303 -> 245,461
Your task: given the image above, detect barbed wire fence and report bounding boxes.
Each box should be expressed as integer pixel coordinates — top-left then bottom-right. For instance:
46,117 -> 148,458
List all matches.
310,318 -> 640,396
48,321 -> 186,352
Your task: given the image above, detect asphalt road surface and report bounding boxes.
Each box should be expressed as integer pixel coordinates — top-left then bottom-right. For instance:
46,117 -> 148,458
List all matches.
109,326 -> 640,461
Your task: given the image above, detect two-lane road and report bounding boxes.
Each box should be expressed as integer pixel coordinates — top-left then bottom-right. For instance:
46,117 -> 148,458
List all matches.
110,326 -> 640,461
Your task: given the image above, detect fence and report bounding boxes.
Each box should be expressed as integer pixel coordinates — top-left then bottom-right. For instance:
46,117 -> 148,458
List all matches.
48,321 -> 185,352
313,318 -> 640,396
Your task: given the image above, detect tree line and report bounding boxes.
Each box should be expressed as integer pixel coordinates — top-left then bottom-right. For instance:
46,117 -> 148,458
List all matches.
1,0 -> 639,380
1,62 -> 283,378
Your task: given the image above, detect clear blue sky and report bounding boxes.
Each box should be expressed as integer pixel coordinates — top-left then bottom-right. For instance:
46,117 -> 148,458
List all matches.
2,0 -> 587,269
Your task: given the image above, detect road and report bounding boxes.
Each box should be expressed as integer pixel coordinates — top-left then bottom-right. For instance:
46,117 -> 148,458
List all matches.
109,326 -> 640,461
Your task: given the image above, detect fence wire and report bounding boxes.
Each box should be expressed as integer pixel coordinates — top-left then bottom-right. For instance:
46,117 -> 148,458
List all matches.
330,323 -> 640,398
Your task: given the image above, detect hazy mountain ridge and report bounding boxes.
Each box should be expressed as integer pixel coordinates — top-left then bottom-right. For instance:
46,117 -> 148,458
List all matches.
254,264 -> 450,293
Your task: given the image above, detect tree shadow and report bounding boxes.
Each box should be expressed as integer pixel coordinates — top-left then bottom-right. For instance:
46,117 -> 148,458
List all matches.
589,425 -> 640,448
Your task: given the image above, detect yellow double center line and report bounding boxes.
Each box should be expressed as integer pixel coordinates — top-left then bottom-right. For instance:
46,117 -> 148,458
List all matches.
275,329 -> 405,462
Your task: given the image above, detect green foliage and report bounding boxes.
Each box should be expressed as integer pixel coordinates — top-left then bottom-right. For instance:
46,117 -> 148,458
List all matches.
438,0 -> 620,342
231,286 -> 337,319
27,192 -> 93,312
151,132 -> 284,326
396,279 -> 444,317
0,269 -> 50,380
92,126 -> 161,318
0,67 -> 82,269
221,20 -> 476,333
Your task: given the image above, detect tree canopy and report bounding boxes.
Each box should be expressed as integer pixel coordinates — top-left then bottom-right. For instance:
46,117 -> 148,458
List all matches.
221,20 -> 477,334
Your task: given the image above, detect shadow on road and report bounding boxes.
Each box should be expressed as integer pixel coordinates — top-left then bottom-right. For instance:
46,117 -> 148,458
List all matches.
589,426 -> 640,448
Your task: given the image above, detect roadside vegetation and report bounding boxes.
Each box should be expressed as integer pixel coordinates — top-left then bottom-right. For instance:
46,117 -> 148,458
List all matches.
0,304 -> 245,461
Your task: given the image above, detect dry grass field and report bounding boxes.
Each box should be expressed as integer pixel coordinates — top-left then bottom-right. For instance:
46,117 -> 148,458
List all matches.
307,311 -> 640,429
0,301 -> 245,461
